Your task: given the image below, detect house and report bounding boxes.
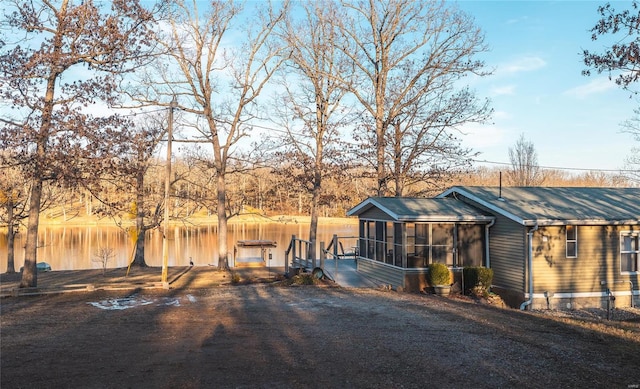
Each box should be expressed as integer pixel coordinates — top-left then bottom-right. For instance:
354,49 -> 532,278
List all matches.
347,186 -> 640,309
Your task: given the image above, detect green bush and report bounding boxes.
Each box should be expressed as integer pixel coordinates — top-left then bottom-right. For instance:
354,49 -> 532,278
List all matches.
463,267 -> 494,296
428,263 -> 451,286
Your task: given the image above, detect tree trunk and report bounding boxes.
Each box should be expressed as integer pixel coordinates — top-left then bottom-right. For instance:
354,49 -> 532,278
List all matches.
21,178 -> 43,287
5,198 -> 16,274
217,173 -> 229,270
308,180 -> 321,261
376,106 -> 387,197
131,161 -> 147,266
133,228 -> 146,266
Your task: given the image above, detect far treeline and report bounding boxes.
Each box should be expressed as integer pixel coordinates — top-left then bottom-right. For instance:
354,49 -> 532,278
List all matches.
1,1 -> 639,287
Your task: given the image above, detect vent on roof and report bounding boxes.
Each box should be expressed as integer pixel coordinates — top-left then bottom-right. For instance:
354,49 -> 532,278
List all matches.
498,172 -> 505,201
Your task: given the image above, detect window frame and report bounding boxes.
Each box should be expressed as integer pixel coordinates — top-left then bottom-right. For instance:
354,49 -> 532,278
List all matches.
620,231 -> 639,274
566,225 -> 577,258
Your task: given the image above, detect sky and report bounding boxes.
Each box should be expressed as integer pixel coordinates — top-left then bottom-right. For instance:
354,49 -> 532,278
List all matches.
453,0 -> 638,173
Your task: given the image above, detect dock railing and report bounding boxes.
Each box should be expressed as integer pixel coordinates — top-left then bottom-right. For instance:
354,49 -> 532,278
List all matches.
284,235 -> 315,275
285,234 -> 359,276
323,235 -> 359,261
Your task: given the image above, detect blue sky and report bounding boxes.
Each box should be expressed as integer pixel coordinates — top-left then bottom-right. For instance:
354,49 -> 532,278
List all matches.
454,0 -> 638,172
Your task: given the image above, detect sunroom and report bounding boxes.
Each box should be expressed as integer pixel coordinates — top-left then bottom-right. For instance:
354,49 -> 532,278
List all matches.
347,197 -> 495,292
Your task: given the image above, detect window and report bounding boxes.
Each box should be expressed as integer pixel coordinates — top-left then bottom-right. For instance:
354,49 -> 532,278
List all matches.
621,232 -> 639,273
566,225 -> 577,258
432,223 -> 454,266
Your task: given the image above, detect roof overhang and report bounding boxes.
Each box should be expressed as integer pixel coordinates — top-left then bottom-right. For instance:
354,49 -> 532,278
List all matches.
439,187 -> 640,226
347,197 -> 495,223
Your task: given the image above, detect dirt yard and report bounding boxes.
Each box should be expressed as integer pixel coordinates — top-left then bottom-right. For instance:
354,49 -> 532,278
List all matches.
1,276 -> 639,388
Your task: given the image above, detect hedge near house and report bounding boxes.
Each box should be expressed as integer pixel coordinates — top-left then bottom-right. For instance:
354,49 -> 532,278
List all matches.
463,266 -> 494,297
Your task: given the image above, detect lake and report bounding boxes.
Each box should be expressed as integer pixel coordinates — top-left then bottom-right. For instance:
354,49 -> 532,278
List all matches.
0,221 -> 358,271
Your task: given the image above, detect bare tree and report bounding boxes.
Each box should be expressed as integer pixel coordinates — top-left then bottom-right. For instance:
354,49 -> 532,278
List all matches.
271,0 -> 352,257
583,1 -> 640,182
0,0 -> 161,287
0,167 -> 29,274
336,0 -> 491,196
98,114 -> 167,267
507,134 -> 544,186
619,110 -> 640,183
384,90 -> 485,197
92,247 -> 115,276
583,1 -> 640,95
137,0 -> 289,270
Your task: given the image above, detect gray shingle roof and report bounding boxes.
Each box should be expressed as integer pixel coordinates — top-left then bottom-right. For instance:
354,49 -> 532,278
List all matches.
439,186 -> 640,226
347,197 -> 495,222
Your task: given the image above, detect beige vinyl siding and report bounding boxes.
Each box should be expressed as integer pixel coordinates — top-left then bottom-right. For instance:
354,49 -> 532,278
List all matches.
533,225 -> 640,294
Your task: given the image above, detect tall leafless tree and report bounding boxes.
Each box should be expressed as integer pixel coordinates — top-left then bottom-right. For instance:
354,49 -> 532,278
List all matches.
0,0 -> 161,287
98,114 -> 168,267
336,0 -> 491,196
272,0 -> 352,258
507,134 -> 544,186
583,1 -> 640,182
134,0 -> 289,269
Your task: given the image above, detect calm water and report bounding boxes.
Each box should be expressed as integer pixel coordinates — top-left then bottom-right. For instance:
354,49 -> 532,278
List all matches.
0,222 -> 358,271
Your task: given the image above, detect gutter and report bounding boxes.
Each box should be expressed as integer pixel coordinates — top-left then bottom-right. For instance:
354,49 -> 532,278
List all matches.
520,223 -> 539,310
485,219 -> 495,268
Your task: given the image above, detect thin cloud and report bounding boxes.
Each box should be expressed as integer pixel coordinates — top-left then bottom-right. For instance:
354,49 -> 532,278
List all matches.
564,77 -> 616,99
459,121 -> 508,148
499,56 -> 546,75
489,84 -> 516,96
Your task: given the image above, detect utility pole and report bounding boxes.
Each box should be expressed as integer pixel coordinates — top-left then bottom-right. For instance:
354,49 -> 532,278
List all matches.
161,97 -> 177,287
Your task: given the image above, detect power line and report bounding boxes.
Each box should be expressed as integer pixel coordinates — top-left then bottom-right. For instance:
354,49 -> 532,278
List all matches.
473,159 -> 639,174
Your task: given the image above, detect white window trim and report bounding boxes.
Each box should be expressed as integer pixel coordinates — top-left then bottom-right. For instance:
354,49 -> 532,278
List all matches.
566,225 -> 577,258
620,231 -> 640,274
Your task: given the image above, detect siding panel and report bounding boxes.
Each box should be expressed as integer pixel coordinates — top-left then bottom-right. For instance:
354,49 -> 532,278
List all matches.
357,258 -> 404,287
360,208 -> 393,221
533,225 -> 640,294
458,196 -> 527,292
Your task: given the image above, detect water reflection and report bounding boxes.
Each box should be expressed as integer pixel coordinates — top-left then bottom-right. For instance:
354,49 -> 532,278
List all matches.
0,222 -> 358,271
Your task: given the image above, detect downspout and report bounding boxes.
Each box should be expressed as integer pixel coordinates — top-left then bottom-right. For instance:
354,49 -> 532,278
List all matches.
520,223 -> 539,310
484,219 -> 495,268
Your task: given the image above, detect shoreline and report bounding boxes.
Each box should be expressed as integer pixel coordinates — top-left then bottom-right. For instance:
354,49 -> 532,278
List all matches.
5,214 -> 357,230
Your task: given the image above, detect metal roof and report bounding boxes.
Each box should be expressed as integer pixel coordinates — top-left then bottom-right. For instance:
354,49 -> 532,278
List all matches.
438,186 -> 640,226
347,197 -> 495,223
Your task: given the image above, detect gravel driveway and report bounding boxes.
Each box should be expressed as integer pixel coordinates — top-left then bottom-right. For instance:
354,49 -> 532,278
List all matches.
1,283 -> 639,388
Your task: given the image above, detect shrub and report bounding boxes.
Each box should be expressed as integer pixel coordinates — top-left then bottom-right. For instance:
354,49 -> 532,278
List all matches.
463,267 -> 494,296
428,263 -> 451,286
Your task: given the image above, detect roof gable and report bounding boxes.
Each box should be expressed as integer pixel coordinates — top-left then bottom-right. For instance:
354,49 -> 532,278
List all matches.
347,197 -> 494,223
439,186 -> 640,226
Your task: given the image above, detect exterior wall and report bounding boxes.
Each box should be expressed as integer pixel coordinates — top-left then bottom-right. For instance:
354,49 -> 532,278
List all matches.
358,208 -> 392,221
530,225 -> 640,310
358,258 -> 468,293
357,258 -> 405,289
454,196 -> 527,296
488,215 -> 527,306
